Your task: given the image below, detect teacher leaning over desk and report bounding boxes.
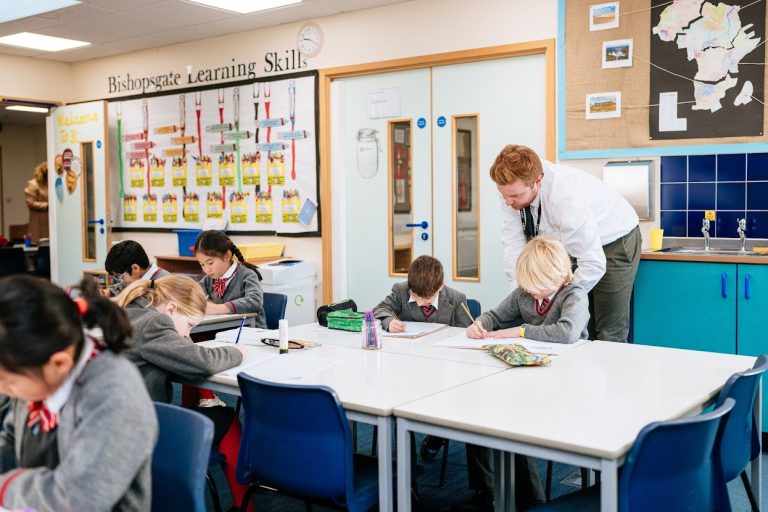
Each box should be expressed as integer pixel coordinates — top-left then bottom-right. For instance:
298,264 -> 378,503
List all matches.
490,144 -> 641,342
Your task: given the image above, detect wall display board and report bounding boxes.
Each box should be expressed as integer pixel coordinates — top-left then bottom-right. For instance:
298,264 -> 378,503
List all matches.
561,0 -> 768,159
109,70 -> 319,235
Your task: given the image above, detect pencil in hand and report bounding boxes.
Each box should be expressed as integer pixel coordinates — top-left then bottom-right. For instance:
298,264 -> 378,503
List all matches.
461,302 -> 486,338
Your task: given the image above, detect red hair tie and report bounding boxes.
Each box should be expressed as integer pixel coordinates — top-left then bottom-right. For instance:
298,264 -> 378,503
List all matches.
73,297 -> 89,317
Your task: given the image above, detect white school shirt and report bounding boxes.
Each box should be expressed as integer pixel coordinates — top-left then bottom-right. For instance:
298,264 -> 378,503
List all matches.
140,262 -> 161,281
500,160 -> 638,291
408,291 -> 440,310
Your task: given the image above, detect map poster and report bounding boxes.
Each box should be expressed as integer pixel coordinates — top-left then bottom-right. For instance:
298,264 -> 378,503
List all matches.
649,0 -> 765,140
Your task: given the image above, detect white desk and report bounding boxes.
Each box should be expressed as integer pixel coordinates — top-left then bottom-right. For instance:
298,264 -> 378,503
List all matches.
240,323 -> 509,368
190,312 -> 257,334
393,341 -> 759,512
194,341 -> 506,511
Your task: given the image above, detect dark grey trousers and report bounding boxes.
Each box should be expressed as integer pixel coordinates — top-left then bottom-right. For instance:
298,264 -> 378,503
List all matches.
466,444 -> 545,509
588,225 -> 641,342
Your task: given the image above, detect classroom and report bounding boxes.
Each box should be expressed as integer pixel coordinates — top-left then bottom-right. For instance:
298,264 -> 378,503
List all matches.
0,0 -> 765,511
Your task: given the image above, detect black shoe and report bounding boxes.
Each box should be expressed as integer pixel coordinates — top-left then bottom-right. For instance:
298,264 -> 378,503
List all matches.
419,435 -> 446,461
450,490 -> 494,512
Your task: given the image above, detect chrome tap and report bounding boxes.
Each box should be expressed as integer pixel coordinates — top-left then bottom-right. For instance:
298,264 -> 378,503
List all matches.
738,218 -> 747,252
702,218 -> 711,251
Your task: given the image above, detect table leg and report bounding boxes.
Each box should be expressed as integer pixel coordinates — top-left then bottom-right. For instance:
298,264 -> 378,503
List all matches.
600,459 -> 618,512
751,379 -> 762,508
506,453 -> 516,512
396,418 -> 411,512
378,416 -> 394,512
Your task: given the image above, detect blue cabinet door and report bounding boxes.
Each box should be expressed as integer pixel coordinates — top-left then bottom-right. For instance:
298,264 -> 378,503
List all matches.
736,264 -> 768,430
633,261 -> 737,354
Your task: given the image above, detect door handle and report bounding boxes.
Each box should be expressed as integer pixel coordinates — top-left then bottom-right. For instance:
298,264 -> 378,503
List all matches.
722,273 -> 727,298
88,218 -> 104,225
745,274 -> 751,300
405,221 -> 429,229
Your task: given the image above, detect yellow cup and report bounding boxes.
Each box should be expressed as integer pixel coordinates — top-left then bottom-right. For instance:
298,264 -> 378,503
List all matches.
649,228 -> 664,251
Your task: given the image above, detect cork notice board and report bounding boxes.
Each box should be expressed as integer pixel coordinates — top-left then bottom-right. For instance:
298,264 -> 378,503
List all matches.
563,0 -> 768,156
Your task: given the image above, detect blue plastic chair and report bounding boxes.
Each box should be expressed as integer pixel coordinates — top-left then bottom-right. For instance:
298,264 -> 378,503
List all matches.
263,292 -> 288,329
466,298 -> 481,320
531,398 -> 735,511
716,354 -> 768,511
236,374 -> 379,511
33,245 -> 50,278
152,403 -> 215,512
0,247 -> 27,277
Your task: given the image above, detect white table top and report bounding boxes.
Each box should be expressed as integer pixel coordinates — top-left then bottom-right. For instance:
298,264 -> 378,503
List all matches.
245,323 -> 510,368
206,342 -> 505,416
393,341 -> 755,459
197,312 -> 258,326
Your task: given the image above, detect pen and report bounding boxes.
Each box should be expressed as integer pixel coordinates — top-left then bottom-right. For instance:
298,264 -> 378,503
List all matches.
234,316 -> 246,344
461,302 -> 486,338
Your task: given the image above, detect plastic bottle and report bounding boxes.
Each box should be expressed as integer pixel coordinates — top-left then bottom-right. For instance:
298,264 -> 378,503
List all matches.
279,319 -> 288,354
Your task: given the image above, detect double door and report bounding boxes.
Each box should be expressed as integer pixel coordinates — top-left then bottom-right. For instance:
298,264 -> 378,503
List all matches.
332,55 -> 548,310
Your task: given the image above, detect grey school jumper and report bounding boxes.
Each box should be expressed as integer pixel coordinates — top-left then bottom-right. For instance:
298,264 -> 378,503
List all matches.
199,264 -> 267,328
124,301 -> 243,402
0,352 -> 157,512
373,282 -> 473,331
477,283 -> 590,342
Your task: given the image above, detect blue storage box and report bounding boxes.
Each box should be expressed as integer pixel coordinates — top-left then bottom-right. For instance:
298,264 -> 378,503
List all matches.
174,229 -> 202,257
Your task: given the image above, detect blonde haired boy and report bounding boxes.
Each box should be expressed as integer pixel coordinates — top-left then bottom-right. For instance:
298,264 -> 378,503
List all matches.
467,236 -> 589,342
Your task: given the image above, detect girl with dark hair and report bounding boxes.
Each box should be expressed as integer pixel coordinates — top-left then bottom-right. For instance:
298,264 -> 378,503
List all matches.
194,230 -> 267,328
0,275 -> 157,512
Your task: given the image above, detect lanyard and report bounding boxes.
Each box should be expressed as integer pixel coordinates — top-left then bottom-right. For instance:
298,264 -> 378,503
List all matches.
519,202 -> 542,239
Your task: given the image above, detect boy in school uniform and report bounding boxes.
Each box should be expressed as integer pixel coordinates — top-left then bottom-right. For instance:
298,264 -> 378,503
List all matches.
374,255 -> 472,332
457,237 -> 589,512
104,240 -> 170,297
374,255 -> 473,460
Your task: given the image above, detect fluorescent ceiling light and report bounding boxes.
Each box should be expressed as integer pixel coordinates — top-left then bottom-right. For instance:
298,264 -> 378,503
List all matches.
186,0 -> 302,14
0,0 -> 81,24
6,105 -> 49,114
0,32 -> 90,52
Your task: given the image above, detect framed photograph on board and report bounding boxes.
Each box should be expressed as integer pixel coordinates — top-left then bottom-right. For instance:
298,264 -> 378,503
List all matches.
457,129 -> 472,212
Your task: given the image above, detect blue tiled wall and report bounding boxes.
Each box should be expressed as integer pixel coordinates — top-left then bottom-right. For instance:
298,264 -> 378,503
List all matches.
660,154 -> 768,239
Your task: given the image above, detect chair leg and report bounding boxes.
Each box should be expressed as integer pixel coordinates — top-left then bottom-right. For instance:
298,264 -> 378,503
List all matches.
741,470 -> 760,512
371,425 -> 378,456
240,484 -> 258,512
205,471 -> 224,512
545,461 -> 553,501
438,439 -> 450,488
580,467 -> 590,488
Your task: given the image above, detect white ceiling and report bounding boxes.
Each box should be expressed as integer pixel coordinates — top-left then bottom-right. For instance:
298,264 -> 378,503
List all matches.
0,0 -> 407,63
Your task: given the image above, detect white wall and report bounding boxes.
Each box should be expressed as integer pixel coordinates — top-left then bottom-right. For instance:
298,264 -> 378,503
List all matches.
0,124 -> 48,235
0,54 -> 72,102
59,0 -> 558,300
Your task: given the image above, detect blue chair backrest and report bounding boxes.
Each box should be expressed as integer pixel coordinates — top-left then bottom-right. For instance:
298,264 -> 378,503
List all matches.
466,299 -> 481,320
263,292 -> 288,329
618,398 -> 734,512
34,246 -> 50,278
0,247 -> 27,277
152,403 -> 214,512
716,354 -> 768,481
236,374 -> 354,508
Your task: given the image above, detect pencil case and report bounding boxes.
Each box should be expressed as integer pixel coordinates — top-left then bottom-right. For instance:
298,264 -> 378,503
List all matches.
327,310 -> 365,332
317,298 -> 358,327
483,344 -> 551,367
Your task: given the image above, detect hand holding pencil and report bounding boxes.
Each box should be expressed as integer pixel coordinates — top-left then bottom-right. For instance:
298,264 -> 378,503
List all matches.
388,311 -> 405,333
462,302 -> 487,339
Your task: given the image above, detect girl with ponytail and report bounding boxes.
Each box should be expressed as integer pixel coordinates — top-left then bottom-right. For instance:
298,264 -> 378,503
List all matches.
0,275 -> 157,512
116,275 -> 252,509
193,230 -> 267,328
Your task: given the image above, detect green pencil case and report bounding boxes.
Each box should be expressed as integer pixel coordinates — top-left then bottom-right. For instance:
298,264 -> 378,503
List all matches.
327,310 -> 365,332
482,343 -> 551,367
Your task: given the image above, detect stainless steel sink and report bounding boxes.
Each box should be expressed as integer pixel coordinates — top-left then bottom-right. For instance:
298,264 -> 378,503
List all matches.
663,248 -> 762,256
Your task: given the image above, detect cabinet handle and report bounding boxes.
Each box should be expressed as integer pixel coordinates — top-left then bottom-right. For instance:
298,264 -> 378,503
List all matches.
745,274 -> 751,300
722,273 -> 727,298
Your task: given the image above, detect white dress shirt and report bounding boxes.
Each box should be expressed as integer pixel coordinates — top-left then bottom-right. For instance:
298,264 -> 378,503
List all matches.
500,160 -> 638,291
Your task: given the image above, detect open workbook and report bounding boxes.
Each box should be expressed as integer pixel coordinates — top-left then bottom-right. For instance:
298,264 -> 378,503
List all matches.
381,321 -> 448,339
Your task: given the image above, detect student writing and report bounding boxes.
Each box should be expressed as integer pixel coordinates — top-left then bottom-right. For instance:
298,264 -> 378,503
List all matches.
194,230 -> 267,328
103,240 -> 170,297
0,275 -> 157,512
117,275 -> 251,510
